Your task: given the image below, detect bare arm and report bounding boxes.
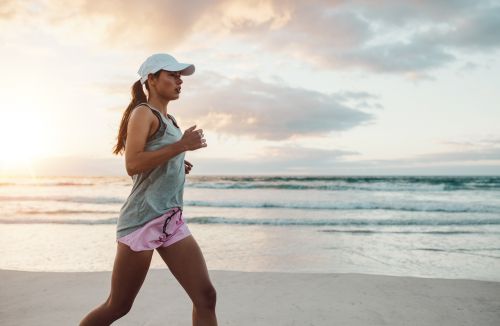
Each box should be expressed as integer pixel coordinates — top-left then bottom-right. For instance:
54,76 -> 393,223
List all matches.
124,106 -> 207,176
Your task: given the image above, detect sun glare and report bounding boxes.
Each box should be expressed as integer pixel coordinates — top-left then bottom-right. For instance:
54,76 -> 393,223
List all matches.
0,109 -> 49,175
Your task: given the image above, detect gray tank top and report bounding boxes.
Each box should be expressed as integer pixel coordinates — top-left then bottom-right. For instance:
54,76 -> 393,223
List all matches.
116,102 -> 186,239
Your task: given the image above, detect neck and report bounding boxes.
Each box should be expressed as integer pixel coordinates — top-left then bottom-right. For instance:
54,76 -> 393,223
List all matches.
147,96 -> 169,116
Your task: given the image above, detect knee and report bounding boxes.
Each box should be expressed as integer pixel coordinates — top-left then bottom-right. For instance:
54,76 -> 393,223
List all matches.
106,299 -> 134,319
194,285 -> 217,310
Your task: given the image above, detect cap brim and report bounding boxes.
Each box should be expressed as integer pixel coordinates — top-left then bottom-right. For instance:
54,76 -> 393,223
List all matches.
162,63 -> 195,76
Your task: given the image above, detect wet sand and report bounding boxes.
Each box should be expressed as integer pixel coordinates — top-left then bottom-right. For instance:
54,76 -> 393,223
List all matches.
1,269 -> 499,326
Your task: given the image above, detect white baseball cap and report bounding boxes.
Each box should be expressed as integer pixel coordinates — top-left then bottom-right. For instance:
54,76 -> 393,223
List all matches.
138,53 -> 195,84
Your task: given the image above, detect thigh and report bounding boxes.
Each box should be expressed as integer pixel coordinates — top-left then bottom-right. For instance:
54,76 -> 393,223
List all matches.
155,235 -> 214,301
108,242 -> 154,307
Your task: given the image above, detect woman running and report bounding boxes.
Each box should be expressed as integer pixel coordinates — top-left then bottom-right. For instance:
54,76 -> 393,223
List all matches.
80,53 -> 218,326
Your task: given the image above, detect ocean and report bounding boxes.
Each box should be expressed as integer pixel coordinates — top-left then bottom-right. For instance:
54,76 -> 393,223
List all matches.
1,175 -> 499,281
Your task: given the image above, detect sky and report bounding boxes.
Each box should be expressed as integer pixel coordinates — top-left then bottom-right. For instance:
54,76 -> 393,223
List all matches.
0,0 -> 499,176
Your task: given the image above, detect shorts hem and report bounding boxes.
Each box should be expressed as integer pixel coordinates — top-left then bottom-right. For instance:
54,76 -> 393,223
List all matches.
116,224 -> 192,252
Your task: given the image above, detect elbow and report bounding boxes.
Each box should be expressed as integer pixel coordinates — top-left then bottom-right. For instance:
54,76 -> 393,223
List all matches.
126,161 -> 137,177
126,152 -> 144,176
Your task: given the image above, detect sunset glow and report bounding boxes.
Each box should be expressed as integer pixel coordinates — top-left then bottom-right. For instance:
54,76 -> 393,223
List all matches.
0,108 -> 52,175
0,0 -> 498,176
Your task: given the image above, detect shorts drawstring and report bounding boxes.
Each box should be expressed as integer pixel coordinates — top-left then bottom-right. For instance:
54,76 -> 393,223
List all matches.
161,207 -> 182,238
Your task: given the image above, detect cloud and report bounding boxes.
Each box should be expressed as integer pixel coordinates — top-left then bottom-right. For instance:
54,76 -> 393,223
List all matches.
344,0 -> 477,24
337,41 -> 455,73
103,71 -> 377,140
76,0 -> 220,48
167,72 -> 376,140
354,145 -> 500,171
224,139 -> 500,174
417,149 -> 500,163
4,0 -> 498,77
440,136 -> 500,149
255,143 -> 500,175
0,0 -> 18,19
433,6 -> 500,50
205,0 -> 500,74
0,0 -> 220,49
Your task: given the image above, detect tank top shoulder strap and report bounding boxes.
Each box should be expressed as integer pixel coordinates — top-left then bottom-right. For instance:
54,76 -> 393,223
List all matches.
166,113 -> 180,128
134,102 -> 166,123
134,102 -> 167,140
134,102 -> 179,128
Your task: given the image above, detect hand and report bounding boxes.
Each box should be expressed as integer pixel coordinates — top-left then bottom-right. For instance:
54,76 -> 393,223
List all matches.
184,160 -> 193,174
179,125 -> 207,151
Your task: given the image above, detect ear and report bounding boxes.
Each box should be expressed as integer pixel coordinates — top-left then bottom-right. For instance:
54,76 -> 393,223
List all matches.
147,73 -> 156,86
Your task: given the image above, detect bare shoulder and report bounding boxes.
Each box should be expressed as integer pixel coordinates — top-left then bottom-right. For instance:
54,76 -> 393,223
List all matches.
129,104 -> 155,122
126,105 -> 157,140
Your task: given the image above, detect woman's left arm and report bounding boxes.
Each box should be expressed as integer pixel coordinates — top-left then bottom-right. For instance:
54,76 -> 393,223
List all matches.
184,160 -> 193,174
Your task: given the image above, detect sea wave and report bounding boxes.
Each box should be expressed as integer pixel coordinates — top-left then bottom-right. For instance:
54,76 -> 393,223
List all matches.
17,209 -> 117,215
0,218 -> 118,225
0,177 -> 129,187
0,194 -> 497,213
320,230 -> 495,235
0,195 -> 123,204
1,216 -> 499,227
187,216 -> 500,226
185,176 -> 500,191
184,200 -> 500,213
2,176 -> 500,191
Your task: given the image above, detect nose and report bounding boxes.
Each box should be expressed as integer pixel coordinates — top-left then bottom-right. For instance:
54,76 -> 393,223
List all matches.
177,77 -> 183,85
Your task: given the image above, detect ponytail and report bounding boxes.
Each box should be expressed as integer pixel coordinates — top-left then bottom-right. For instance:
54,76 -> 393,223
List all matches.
112,70 -> 163,155
112,80 -> 147,155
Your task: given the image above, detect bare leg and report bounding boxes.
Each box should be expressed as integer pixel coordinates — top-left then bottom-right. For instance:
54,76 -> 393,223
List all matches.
79,242 -> 153,326
156,235 -> 218,326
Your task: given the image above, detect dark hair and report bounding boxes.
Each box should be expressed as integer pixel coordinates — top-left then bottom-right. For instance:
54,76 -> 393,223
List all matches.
112,70 -> 162,155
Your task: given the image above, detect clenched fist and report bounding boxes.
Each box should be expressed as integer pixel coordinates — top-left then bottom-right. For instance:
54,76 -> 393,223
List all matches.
179,125 -> 207,151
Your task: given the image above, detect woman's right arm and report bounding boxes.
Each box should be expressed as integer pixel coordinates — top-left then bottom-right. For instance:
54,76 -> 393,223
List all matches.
124,106 -> 206,176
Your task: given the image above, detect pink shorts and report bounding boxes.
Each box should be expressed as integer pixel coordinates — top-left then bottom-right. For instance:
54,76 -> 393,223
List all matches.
117,207 -> 191,252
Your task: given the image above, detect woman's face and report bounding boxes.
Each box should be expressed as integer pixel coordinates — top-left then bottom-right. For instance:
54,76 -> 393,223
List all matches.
150,70 -> 183,100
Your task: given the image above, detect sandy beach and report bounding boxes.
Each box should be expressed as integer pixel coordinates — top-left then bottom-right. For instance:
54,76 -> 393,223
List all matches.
1,268 -> 499,326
